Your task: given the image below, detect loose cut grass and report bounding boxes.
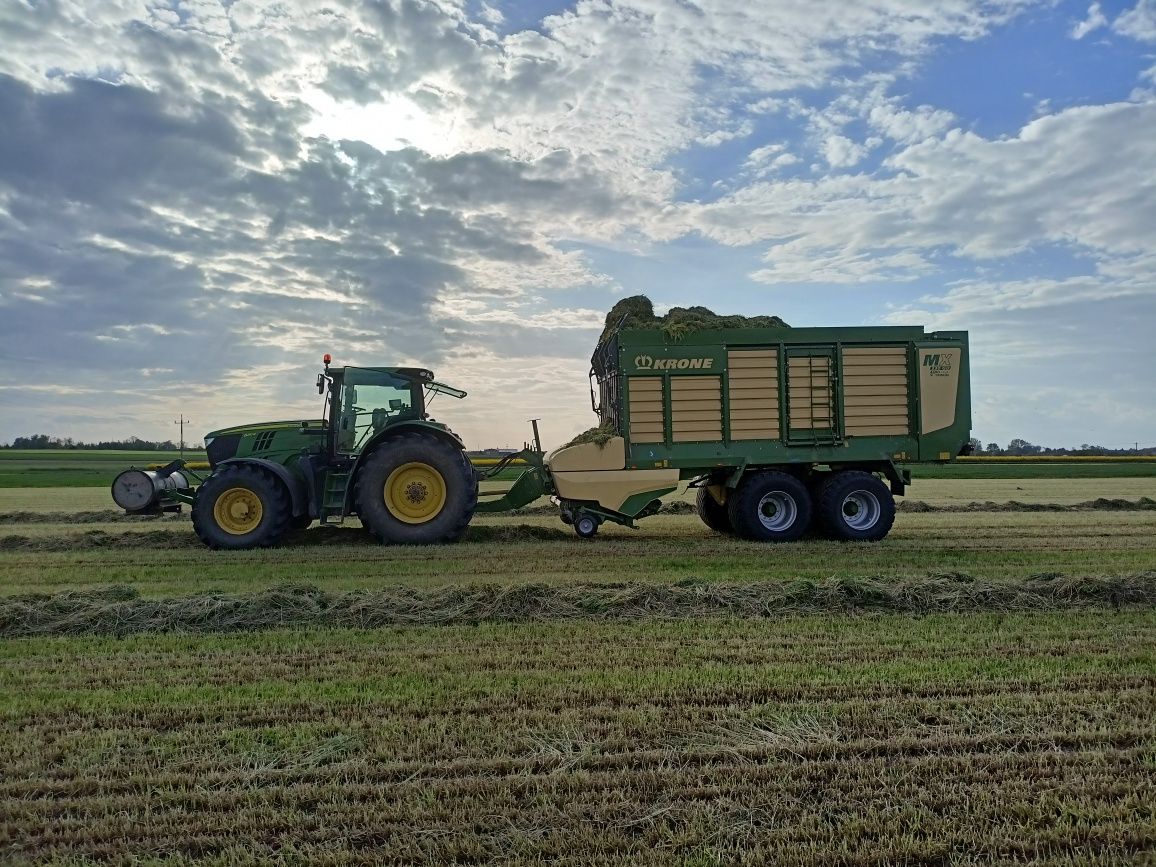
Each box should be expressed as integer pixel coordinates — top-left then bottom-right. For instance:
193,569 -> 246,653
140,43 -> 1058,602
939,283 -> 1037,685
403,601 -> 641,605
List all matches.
2,612 -> 1152,864
2,573 -> 1152,637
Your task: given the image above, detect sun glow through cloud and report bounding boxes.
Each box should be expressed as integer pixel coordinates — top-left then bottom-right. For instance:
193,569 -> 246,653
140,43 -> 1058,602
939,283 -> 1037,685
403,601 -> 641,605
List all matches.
302,89 -> 464,157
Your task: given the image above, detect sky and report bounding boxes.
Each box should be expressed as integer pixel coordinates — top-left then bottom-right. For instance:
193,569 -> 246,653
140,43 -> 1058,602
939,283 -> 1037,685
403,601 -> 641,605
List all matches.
1,0 -> 1154,451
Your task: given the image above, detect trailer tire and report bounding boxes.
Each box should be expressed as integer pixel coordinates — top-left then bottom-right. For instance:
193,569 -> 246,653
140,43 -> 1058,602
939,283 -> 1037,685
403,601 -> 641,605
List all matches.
356,432 -> 477,545
816,471 -> 895,542
574,514 -> 599,539
696,487 -> 734,534
192,464 -> 292,550
727,471 -> 812,542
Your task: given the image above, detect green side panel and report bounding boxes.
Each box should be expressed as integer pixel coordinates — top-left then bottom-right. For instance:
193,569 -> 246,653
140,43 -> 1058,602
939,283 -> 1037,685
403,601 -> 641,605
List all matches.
618,487 -> 679,517
475,467 -> 548,512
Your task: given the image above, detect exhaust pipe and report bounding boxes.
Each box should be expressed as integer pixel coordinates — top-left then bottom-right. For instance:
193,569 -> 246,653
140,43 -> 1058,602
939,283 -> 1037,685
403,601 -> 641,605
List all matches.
111,468 -> 190,513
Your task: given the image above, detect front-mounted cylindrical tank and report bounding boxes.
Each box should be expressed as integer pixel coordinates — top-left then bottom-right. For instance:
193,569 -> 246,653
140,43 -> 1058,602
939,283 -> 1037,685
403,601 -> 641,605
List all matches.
111,468 -> 190,513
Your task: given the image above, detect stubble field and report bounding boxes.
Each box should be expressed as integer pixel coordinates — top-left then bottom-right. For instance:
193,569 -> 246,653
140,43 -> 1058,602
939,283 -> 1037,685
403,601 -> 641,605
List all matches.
1,473 -> 1154,864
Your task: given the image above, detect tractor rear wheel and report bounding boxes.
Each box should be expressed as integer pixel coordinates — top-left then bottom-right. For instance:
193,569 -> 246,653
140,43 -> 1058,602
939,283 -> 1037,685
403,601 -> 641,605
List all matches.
727,471 -> 812,542
816,471 -> 895,542
355,432 -> 477,544
696,486 -> 734,534
192,464 -> 292,550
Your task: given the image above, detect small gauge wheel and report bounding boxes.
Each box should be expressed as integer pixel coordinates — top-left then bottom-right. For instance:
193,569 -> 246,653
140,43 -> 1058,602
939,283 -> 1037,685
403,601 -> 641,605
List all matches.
574,514 -> 599,539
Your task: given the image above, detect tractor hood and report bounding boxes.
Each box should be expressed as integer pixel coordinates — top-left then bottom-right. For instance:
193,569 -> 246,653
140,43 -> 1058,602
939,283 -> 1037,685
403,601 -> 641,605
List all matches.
203,419 -> 326,467
205,419 -> 325,439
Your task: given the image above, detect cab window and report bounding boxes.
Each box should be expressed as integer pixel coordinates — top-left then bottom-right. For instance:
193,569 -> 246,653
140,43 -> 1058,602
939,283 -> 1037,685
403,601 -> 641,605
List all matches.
336,369 -> 417,453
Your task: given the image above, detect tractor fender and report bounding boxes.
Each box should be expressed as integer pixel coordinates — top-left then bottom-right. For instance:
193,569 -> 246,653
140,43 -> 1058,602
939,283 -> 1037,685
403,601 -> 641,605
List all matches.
214,457 -> 309,518
343,421 -> 467,514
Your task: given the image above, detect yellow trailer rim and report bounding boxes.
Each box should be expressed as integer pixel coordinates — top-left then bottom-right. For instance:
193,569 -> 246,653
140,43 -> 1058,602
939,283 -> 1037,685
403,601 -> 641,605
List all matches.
384,462 -> 446,524
213,487 -> 264,535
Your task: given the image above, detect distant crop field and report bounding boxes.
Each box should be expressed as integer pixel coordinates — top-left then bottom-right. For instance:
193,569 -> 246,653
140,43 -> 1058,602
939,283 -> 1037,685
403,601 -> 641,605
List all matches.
910,460 -> 1156,479
0,450 -> 207,488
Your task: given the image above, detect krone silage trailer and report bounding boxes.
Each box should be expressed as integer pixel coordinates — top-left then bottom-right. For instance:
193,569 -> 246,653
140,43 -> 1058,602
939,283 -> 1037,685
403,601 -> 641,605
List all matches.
523,324 -> 971,541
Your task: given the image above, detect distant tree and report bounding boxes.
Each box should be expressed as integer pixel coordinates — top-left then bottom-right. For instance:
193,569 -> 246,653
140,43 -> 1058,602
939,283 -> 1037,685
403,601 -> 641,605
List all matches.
1005,438 -> 1043,456
985,442 -> 1002,455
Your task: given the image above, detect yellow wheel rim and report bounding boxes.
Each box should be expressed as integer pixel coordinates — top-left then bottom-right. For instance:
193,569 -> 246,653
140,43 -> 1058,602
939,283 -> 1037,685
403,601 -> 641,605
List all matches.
213,487 -> 264,535
384,462 -> 447,524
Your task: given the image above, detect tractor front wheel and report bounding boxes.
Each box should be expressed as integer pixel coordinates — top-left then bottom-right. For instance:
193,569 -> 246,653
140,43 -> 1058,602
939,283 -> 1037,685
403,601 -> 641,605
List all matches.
192,464 -> 292,550
355,432 -> 477,545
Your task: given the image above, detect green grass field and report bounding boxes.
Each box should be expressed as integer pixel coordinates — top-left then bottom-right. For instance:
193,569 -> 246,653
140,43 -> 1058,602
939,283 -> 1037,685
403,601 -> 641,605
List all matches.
1,449 -> 1154,489
910,460 -> 1156,479
2,475 -> 1153,864
2,612 -> 1152,863
0,449 -> 207,488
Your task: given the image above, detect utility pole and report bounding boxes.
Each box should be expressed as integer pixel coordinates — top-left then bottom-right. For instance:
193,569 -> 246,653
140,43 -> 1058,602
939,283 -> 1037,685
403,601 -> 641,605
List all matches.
174,415 -> 190,459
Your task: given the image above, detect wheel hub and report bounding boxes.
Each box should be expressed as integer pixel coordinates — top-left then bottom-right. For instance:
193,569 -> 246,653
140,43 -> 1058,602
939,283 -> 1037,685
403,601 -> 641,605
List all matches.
213,487 -> 264,535
841,490 -> 881,530
384,463 -> 447,524
757,491 -> 797,532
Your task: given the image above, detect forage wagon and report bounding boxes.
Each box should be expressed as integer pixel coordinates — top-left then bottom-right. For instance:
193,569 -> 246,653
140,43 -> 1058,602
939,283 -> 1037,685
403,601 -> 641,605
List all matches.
112,322 -> 971,547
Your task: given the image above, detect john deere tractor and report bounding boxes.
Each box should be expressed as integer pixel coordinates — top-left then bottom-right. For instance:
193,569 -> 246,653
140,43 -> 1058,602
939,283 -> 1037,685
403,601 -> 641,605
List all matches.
111,357 -> 479,549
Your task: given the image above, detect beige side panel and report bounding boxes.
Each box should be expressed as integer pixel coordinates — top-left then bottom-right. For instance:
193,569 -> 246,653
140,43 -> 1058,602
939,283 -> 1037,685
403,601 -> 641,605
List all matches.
671,376 -> 721,441
551,469 -> 681,512
729,349 -> 782,440
919,348 -> 961,434
841,345 -> 910,436
628,376 -> 665,443
547,437 -> 626,472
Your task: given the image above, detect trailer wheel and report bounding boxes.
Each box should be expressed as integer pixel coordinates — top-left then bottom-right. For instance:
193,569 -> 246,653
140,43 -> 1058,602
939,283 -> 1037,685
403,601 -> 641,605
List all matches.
356,432 -> 477,544
574,514 -> 599,539
727,471 -> 812,542
192,464 -> 292,550
696,487 -> 734,534
817,471 -> 895,542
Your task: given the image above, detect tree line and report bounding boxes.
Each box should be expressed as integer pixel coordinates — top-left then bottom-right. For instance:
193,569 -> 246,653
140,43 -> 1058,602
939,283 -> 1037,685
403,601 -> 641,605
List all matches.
2,434 -> 188,451
967,438 -> 1154,457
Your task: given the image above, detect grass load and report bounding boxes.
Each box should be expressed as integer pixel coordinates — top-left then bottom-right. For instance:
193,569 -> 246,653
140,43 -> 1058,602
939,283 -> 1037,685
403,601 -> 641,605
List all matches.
597,294 -> 789,345
565,294 -> 790,446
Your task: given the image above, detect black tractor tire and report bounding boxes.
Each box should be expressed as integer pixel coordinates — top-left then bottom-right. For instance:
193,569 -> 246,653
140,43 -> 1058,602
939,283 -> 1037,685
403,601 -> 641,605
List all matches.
355,432 -> 477,545
816,471 -> 896,542
696,486 -> 734,534
192,464 -> 293,550
726,471 -> 812,542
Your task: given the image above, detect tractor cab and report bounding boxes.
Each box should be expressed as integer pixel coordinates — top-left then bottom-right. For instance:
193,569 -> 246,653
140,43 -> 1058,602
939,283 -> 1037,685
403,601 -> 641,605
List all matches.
318,362 -> 466,457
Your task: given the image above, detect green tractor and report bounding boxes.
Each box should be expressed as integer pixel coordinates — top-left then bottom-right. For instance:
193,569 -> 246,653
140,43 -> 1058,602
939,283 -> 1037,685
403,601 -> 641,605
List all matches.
111,357 -> 483,549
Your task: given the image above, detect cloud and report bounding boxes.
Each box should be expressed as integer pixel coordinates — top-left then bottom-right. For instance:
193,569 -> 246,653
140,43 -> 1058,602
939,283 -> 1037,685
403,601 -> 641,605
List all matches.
1071,2 -> 1108,39
684,99 -> 1156,285
1114,0 -> 1156,41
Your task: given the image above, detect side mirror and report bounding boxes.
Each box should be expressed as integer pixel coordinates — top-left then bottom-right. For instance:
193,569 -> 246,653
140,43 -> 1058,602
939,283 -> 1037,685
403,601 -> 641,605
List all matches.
317,374 -> 325,395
